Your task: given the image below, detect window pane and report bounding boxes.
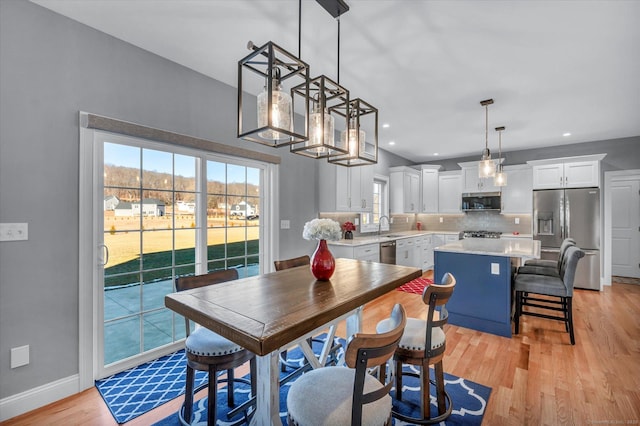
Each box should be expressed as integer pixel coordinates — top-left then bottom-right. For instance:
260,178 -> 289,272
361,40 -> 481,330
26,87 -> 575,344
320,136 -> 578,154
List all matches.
143,309 -> 174,351
175,154 -> 196,191
142,149 -> 172,191
104,316 -> 140,365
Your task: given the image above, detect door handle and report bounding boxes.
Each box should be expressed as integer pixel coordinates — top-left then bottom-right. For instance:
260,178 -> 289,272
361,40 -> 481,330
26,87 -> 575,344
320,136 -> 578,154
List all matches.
99,244 -> 109,267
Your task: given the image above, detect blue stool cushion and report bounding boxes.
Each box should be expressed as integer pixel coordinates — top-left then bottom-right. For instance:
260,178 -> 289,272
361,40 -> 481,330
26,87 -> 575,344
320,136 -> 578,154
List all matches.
377,317 -> 445,351
185,327 -> 243,356
287,367 -> 390,426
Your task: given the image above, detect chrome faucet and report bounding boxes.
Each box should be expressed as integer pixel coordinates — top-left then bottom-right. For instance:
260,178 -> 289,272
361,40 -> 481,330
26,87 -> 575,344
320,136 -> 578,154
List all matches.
378,215 -> 390,236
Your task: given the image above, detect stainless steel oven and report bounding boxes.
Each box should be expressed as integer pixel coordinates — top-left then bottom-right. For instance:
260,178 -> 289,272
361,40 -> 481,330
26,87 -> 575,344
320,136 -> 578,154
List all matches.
380,241 -> 396,264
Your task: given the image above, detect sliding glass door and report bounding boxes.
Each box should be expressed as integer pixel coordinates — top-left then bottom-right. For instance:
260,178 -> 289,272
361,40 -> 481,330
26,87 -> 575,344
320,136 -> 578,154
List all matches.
97,133 -> 266,374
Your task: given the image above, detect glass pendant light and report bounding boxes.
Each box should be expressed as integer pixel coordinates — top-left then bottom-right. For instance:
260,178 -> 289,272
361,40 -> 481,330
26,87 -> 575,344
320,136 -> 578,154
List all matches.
478,99 -> 496,178
291,76 -> 349,158
494,126 -> 507,187
237,41 -> 309,147
257,68 -> 293,141
329,97 -> 378,167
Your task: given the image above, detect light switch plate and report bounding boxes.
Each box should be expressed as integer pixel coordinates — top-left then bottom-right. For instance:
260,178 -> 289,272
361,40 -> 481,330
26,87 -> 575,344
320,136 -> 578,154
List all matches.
515,217 -> 520,224
491,263 -> 500,275
0,223 -> 29,241
280,220 -> 290,229
439,217 -> 443,223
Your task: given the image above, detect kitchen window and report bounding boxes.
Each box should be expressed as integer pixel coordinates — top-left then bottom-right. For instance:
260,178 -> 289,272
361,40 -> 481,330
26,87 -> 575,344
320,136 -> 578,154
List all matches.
361,174 -> 389,232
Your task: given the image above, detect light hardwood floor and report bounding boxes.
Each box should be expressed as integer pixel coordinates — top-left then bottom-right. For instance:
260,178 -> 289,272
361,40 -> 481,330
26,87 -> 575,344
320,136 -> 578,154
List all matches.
3,275 -> 639,425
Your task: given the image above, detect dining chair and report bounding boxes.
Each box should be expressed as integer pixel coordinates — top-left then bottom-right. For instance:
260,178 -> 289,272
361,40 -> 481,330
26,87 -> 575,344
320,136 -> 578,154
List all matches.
514,245 -> 585,345
274,255 -> 318,373
175,269 -> 256,426
286,304 -> 407,426
377,272 -> 456,424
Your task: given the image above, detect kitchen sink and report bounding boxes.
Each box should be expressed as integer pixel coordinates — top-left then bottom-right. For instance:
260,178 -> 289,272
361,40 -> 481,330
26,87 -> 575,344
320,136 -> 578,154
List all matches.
381,234 -> 403,238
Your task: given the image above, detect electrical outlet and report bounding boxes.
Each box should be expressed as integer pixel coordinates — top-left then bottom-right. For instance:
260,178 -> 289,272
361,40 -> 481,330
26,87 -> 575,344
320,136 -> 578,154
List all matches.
439,217 -> 443,223
0,223 -> 29,241
491,263 -> 500,275
11,345 -> 29,368
515,217 -> 520,225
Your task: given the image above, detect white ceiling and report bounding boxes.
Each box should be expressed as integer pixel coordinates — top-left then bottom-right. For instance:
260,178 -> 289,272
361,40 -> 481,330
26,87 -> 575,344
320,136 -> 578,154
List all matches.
31,0 -> 640,162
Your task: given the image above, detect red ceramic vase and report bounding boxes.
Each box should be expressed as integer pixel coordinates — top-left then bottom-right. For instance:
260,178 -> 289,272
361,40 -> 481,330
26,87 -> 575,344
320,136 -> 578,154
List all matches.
311,239 -> 335,281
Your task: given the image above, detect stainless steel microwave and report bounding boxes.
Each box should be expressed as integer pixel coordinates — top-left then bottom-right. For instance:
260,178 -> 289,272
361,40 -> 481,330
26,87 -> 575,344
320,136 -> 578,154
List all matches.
461,192 -> 501,211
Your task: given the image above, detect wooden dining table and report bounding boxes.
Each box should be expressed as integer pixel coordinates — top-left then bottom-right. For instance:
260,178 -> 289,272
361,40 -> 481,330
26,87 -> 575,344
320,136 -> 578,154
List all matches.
165,257 -> 422,425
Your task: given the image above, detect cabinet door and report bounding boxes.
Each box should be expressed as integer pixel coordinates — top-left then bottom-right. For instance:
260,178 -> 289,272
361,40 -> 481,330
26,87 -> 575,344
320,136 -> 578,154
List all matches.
358,165 -> 374,212
421,169 -> 439,213
564,161 -> 599,188
532,164 -> 564,189
396,240 -> 412,267
438,173 -> 462,212
501,167 -> 533,213
404,172 -> 420,212
462,167 -> 482,193
335,166 -> 351,211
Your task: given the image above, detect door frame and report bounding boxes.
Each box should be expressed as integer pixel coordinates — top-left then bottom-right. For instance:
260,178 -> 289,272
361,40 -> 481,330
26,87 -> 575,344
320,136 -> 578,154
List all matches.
78,116 -> 279,390
603,169 -> 640,286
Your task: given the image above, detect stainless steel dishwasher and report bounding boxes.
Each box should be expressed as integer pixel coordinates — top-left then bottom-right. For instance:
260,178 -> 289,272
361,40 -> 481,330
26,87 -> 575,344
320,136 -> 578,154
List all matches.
380,240 -> 396,264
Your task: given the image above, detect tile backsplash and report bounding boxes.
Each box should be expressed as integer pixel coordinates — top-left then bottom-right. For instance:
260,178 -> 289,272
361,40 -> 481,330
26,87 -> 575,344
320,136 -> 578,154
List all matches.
320,211 -> 532,238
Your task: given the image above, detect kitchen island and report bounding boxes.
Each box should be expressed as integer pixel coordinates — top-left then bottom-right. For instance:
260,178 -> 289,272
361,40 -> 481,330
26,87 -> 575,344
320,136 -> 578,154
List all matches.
434,238 -> 540,337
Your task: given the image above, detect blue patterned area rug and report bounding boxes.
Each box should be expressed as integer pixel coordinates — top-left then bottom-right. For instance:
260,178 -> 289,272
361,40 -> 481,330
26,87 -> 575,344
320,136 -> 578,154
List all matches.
153,349 -> 491,425
96,349 -> 208,424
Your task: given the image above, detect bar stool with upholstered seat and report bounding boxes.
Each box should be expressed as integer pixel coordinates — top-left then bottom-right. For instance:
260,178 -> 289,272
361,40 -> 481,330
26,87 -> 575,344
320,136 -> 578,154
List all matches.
514,245 -> 585,345
377,272 -> 456,424
175,269 -> 256,425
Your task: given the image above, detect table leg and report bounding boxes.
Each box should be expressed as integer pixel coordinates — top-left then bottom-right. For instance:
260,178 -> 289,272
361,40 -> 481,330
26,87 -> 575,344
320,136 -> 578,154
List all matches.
251,350 -> 280,426
346,305 -> 364,337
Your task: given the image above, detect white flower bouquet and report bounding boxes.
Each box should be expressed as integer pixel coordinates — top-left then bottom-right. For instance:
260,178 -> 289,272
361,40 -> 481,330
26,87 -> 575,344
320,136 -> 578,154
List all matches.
302,218 -> 342,241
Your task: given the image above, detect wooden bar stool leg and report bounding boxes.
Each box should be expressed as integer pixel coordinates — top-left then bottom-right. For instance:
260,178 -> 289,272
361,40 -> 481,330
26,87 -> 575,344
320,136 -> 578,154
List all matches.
183,364 -> 195,423
207,365 -> 218,426
420,361 -> 429,419
395,360 -> 403,402
434,360 -> 446,415
227,368 -> 235,407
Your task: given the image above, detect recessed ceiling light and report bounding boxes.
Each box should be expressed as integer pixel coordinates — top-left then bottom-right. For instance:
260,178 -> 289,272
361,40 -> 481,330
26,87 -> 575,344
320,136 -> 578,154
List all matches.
389,141 -> 396,145
563,132 -> 571,137
433,153 -> 439,156
382,123 -> 390,128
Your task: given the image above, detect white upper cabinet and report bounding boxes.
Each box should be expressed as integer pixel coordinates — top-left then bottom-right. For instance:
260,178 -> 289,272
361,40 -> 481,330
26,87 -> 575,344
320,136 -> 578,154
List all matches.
528,154 -> 606,189
420,165 -> 441,213
459,160 -> 501,193
390,166 -> 420,213
438,171 -> 462,213
500,165 -> 533,214
319,161 -> 374,212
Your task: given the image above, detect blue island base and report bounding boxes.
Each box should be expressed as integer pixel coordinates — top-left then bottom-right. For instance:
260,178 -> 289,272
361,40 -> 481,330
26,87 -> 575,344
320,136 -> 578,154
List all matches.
435,251 -> 513,338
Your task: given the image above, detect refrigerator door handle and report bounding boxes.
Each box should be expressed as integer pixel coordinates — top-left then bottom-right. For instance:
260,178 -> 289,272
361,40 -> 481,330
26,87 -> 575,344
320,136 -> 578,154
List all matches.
565,196 -> 570,239
559,195 -> 565,239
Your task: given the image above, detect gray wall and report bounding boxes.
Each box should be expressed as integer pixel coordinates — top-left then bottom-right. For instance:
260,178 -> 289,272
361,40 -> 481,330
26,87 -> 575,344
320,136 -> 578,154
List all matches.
0,0 -> 315,399
421,136 -> 640,171
0,0 -> 412,401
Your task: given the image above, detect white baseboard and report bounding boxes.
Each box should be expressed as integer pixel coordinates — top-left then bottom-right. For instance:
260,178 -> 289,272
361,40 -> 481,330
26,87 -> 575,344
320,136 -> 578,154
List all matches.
0,374 -> 79,421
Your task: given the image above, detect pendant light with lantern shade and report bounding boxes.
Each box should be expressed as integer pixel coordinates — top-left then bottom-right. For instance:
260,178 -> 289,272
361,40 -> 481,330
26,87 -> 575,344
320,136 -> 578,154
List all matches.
478,99 -> 496,178
494,126 -> 507,187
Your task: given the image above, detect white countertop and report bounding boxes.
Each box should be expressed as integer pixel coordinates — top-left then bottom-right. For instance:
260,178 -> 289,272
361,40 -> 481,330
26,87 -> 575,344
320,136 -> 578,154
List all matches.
328,230 -> 460,247
435,238 -> 541,259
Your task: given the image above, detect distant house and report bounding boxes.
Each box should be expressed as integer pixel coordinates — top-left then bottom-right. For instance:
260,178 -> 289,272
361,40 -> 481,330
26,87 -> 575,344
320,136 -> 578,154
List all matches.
176,200 -> 196,213
230,201 -> 257,218
104,195 -> 119,211
114,198 -> 166,217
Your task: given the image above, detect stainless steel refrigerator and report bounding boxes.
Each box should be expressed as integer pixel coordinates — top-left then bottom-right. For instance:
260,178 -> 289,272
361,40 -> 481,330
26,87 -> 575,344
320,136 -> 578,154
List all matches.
533,188 -> 601,290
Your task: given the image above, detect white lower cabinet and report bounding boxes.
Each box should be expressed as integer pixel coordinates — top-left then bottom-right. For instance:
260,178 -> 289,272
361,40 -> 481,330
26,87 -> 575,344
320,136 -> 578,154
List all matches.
330,243 -> 380,262
396,238 -> 416,267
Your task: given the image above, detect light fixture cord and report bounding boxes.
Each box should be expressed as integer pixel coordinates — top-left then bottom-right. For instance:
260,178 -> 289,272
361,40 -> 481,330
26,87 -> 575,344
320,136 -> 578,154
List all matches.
485,104 -> 489,150
337,16 -> 341,85
298,0 -> 302,58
